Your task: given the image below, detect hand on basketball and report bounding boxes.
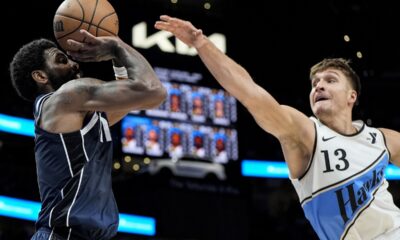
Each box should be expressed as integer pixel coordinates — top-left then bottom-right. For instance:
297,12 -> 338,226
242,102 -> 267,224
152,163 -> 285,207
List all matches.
155,15 -> 207,49
66,29 -> 119,62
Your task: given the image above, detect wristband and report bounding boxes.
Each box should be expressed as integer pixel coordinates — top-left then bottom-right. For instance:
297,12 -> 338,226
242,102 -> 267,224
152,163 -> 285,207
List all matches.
113,66 -> 128,78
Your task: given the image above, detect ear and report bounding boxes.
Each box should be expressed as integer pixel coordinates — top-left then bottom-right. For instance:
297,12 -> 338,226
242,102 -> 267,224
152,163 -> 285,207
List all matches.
349,90 -> 357,105
31,70 -> 48,84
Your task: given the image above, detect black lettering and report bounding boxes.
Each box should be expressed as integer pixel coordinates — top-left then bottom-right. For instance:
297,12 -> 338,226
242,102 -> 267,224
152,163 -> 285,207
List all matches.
322,150 -> 334,173
357,186 -> 368,205
376,167 -> 384,183
54,21 -> 64,32
335,183 -> 358,223
371,169 -> 377,187
334,149 -> 349,171
369,132 -> 377,144
335,167 -> 385,224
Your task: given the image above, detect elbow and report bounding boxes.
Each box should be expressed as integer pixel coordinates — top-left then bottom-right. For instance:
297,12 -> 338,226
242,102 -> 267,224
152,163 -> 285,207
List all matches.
144,85 -> 167,109
154,85 -> 168,105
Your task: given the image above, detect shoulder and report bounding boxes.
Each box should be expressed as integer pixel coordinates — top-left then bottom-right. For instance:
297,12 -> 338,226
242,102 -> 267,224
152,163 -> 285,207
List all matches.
378,128 -> 400,165
49,78 -> 104,107
56,78 -> 104,95
378,128 -> 400,143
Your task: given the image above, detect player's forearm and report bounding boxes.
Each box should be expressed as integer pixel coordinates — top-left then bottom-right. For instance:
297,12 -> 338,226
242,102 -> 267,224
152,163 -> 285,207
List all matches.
113,41 -> 157,85
196,38 -> 256,105
113,40 -> 166,101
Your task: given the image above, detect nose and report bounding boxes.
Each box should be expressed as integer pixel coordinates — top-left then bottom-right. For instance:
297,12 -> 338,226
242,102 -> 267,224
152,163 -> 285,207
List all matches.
70,60 -> 79,72
315,81 -> 325,91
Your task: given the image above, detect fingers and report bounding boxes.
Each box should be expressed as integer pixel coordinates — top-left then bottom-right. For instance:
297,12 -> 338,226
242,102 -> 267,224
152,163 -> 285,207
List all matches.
154,21 -> 168,31
66,30 -> 99,56
155,15 -> 198,33
66,39 -> 84,51
66,29 -> 99,50
155,15 -> 205,48
159,15 -> 171,21
67,51 -> 96,62
156,15 -> 186,27
155,15 -> 174,31
67,50 -> 87,60
78,29 -> 98,44
194,29 -> 203,37
165,16 -> 185,28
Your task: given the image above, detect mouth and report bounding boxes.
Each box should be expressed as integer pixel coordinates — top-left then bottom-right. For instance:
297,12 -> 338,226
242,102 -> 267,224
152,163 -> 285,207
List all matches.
315,96 -> 329,103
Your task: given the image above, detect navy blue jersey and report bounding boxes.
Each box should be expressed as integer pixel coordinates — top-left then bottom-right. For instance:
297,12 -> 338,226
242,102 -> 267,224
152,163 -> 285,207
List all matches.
32,93 -> 118,239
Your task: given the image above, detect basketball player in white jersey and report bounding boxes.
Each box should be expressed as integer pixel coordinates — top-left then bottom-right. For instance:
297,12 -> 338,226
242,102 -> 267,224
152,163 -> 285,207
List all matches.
155,15 -> 400,239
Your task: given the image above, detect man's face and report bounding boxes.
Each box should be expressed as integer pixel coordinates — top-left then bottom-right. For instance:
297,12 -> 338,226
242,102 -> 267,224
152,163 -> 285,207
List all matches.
216,139 -> 225,152
44,48 -> 80,90
148,130 -> 158,141
194,97 -> 202,107
125,127 -> 135,139
171,95 -> 180,112
194,136 -> 203,148
171,133 -> 181,146
309,69 -> 356,119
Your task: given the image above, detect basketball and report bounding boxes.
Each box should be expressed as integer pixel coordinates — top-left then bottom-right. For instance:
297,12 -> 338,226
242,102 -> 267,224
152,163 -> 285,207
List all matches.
53,0 -> 119,52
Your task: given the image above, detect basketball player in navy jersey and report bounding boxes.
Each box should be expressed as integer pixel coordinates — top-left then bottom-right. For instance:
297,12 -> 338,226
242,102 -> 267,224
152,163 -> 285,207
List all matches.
155,16 -> 400,239
10,29 -> 166,239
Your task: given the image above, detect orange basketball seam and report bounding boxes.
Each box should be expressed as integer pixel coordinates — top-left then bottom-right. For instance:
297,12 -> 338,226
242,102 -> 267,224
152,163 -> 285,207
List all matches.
96,12 -> 119,36
86,0 -> 99,35
53,0 -> 119,50
54,0 -> 86,39
54,16 -> 84,39
54,13 -> 117,39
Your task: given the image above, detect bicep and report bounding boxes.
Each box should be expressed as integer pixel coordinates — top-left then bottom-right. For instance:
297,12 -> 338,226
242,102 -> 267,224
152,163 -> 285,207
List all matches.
244,85 -> 315,177
244,84 -> 314,140
106,111 -> 129,126
83,80 -> 149,111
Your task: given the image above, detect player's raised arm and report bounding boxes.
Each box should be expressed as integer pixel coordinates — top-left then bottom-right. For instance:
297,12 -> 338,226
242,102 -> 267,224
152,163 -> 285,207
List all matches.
155,16 -> 310,137
155,15 -> 315,178
60,30 -> 167,114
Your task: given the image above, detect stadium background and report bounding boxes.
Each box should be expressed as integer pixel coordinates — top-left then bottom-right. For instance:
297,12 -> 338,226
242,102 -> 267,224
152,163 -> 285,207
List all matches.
1,0 -> 400,239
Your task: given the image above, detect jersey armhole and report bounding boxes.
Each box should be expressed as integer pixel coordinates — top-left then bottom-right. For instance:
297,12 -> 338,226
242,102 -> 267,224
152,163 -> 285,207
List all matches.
34,93 -> 53,127
378,128 -> 392,162
296,118 -> 318,181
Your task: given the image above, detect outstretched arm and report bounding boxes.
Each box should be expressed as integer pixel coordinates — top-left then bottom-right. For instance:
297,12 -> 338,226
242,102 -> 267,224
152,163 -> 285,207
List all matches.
155,15 -> 315,178
155,15 -> 302,137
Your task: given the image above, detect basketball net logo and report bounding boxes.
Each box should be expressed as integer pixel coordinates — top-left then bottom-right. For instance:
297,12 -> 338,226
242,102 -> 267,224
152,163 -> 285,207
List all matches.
54,21 -> 64,33
131,22 -> 227,56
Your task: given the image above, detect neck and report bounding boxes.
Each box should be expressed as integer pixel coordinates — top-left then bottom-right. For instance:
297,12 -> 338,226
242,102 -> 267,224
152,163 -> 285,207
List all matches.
37,83 -> 54,95
318,113 -> 357,135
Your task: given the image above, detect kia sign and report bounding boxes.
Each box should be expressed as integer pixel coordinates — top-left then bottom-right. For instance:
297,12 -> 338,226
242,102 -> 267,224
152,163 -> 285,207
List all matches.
132,22 -> 226,55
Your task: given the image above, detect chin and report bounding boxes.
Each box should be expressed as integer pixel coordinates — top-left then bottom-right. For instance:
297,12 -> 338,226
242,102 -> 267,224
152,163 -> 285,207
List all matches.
313,106 -> 326,117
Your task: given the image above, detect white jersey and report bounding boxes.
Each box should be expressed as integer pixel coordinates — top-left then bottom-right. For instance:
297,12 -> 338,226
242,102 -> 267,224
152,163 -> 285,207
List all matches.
291,117 -> 400,240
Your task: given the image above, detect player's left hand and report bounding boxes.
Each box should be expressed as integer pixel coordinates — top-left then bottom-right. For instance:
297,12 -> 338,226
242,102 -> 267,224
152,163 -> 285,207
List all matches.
66,29 -> 120,62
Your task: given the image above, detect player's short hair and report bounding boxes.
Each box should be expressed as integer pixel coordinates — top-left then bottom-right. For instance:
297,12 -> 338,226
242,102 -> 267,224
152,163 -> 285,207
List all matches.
310,58 -> 361,103
10,39 -> 57,101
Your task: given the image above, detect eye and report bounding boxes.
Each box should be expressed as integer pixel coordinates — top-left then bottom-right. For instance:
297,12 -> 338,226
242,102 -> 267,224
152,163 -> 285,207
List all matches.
56,55 -> 68,64
311,79 -> 318,87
